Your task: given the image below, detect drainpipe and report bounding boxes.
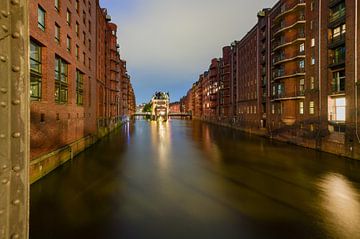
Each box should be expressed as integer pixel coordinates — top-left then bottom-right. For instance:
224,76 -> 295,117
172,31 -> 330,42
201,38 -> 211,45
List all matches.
318,0 -> 322,149
355,0 -> 360,143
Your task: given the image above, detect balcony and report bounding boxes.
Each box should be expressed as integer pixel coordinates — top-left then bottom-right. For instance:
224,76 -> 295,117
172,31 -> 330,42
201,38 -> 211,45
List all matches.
271,90 -> 305,101
329,54 -> 345,68
273,18 -> 305,37
329,0 -> 345,8
272,68 -> 305,81
274,0 -> 306,21
273,52 -> 305,66
329,8 -> 346,28
328,33 -> 345,49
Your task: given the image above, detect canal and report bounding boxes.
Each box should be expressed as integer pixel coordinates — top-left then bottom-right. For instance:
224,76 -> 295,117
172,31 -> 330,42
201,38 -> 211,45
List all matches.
30,120 -> 360,239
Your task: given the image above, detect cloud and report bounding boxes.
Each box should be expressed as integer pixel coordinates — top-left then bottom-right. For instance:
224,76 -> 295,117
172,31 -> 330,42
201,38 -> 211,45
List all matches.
100,0 -> 277,103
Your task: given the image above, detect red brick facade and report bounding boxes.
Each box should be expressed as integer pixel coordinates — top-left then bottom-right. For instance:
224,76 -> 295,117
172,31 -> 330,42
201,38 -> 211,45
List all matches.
30,0 -> 135,160
181,0 -> 360,159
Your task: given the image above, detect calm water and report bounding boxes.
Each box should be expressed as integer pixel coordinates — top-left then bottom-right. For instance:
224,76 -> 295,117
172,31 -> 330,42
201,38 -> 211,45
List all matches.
30,120 -> 360,239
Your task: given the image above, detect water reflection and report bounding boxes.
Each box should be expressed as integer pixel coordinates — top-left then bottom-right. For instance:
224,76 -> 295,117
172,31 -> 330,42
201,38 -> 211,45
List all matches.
150,121 -> 171,170
30,120 -> 360,239
316,173 -> 360,238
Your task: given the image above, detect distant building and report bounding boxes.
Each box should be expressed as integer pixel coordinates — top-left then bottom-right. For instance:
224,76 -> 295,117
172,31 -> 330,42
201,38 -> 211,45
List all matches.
169,102 -> 181,113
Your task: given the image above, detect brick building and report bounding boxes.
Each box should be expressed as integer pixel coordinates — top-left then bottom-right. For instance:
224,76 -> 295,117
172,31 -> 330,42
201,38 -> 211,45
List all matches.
181,0 -> 360,159
169,102 -> 181,113
29,0 -> 136,182
30,0 -> 97,160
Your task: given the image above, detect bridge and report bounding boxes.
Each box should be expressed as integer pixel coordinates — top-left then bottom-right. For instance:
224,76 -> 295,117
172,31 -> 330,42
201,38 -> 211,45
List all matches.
133,112 -> 192,118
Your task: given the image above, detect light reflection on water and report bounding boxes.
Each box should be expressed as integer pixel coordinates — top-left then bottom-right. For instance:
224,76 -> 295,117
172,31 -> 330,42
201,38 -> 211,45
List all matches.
150,121 -> 171,171
316,173 -> 360,238
30,120 -> 360,239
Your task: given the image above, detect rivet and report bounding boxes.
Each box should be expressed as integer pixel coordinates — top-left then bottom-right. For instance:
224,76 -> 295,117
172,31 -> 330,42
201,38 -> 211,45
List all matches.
2,165 -> 7,170
11,234 -> 19,239
12,66 -> 20,72
12,100 -> 20,105
0,102 -> 6,107
1,11 -> 9,18
1,179 -> 8,184
1,25 -> 8,32
12,132 -> 20,138
12,199 -> 20,205
12,32 -> 20,38
0,134 -> 5,139
0,209 -> 4,215
0,88 -> 7,93
11,0 -> 19,5
0,56 -> 6,62
12,166 -> 20,172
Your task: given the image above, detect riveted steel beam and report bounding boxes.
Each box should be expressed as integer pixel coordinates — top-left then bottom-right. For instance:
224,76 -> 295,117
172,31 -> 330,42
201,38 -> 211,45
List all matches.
0,0 -> 29,238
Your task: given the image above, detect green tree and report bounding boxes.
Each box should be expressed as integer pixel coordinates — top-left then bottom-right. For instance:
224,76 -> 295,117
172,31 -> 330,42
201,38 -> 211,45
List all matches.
142,102 -> 152,113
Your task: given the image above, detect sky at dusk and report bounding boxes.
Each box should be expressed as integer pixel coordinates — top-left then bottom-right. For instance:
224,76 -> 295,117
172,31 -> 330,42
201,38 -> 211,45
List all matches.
100,0 -> 277,104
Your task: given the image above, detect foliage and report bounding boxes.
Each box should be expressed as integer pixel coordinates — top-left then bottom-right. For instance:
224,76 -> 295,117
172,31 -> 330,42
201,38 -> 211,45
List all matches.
142,102 -> 152,113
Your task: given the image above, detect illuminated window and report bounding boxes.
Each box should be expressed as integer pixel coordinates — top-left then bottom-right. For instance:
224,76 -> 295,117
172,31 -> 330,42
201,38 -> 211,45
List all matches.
309,101 -> 315,115
329,97 -> 346,122
299,102 -> 304,114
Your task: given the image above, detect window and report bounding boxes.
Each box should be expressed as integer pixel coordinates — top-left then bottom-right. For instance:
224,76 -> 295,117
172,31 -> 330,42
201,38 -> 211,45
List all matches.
76,22 -> 79,36
88,1 -> 91,15
88,20 -> 91,33
309,101 -> 315,115
88,57 -> 91,69
55,0 -> 60,12
311,38 -> 315,47
66,10 -> 71,25
75,0 -> 79,13
299,78 -> 305,94
30,41 -> 42,100
76,70 -> 84,105
311,57 -> 316,65
310,76 -> 315,89
88,39 -> 91,51
55,24 -> 60,44
329,97 -> 346,122
299,60 -> 305,70
83,10 -> 86,24
271,104 -> 275,114
332,70 -> 345,92
299,43 -> 305,53
83,31 -> 86,45
66,36 -> 71,52
76,45 -> 79,60
83,52 -> 86,65
54,56 -> 68,104
299,102 -> 304,115
38,6 -> 46,31
331,46 -> 346,64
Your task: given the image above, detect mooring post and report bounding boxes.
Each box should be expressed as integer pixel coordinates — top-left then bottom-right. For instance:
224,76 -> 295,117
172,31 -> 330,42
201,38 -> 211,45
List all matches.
0,0 -> 30,238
